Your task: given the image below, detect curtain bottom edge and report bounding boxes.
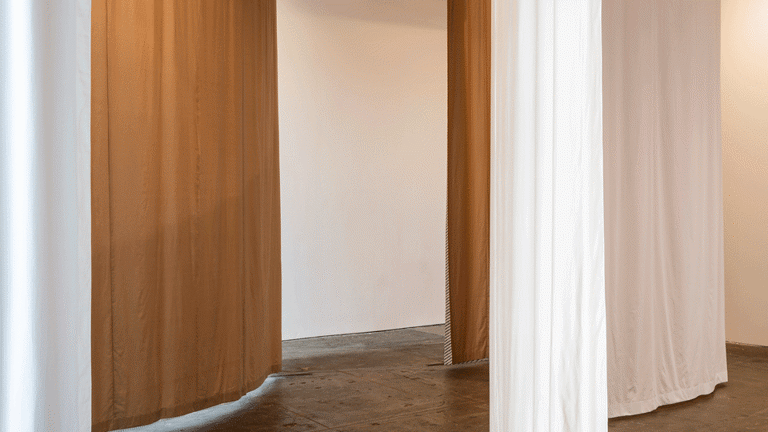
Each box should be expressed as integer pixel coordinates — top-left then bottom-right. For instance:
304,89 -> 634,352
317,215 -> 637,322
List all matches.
607,370 -> 728,419
92,363 -> 280,432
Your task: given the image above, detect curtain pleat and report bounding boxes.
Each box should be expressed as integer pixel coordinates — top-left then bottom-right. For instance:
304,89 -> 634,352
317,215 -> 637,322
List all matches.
445,0 -> 491,365
91,2 -> 281,430
603,0 -> 727,417
490,0 -> 607,430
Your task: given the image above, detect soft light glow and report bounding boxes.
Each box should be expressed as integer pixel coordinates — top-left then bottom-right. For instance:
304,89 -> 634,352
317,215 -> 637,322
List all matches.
3,1 -> 36,431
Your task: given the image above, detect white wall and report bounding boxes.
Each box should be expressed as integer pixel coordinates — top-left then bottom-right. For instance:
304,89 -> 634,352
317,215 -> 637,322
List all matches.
722,0 -> 768,346
277,0 -> 447,340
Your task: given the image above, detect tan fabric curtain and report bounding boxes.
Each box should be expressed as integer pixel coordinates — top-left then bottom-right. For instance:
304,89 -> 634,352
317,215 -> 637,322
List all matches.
445,0 -> 490,364
91,1 -> 281,430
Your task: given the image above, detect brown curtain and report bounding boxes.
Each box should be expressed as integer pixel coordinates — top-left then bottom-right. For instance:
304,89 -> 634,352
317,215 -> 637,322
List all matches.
445,0 -> 490,364
91,1 -> 281,431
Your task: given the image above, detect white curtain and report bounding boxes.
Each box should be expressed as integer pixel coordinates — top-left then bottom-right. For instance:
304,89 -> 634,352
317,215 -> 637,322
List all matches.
490,0 -> 606,431
603,0 -> 727,417
0,1 -> 91,431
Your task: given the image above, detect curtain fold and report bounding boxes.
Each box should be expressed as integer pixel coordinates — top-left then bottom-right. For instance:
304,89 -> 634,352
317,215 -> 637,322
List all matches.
490,0 -> 607,430
445,0 -> 491,365
1,1 -> 92,431
603,0 -> 727,417
91,1 -> 281,430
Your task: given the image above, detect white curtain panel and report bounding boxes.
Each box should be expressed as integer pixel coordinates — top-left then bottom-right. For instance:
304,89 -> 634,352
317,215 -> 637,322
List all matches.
490,0 -> 606,431
603,0 -> 727,417
0,1 -> 91,431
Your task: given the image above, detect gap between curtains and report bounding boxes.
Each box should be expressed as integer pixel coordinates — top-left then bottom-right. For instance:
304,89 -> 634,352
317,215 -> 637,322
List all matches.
91,1 -> 281,430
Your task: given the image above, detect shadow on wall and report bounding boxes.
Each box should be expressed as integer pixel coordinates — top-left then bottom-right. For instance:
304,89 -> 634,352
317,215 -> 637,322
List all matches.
282,0 -> 446,30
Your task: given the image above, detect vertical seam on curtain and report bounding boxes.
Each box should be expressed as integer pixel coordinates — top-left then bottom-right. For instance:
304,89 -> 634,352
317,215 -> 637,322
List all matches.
104,0 -> 117,421
156,0 -> 165,399
532,8 -> 540,416
193,1 -> 202,400
548,2 -> 556,427
650,2 -> 660,392
240,1 -> 247,392
533,0 -> 541,416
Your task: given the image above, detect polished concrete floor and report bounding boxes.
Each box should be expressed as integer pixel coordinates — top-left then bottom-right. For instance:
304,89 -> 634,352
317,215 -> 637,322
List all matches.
121,326 -> 768,431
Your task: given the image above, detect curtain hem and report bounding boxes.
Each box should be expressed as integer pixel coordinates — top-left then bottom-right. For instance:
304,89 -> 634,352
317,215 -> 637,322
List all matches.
91,364 -> 280,432
607,370 -> 728,419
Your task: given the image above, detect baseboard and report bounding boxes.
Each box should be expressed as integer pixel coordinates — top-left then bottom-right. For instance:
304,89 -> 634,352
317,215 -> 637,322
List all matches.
726,341 -> 768,358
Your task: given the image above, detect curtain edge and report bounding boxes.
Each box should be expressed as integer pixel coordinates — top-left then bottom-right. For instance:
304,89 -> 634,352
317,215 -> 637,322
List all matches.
76,0 -> 93,430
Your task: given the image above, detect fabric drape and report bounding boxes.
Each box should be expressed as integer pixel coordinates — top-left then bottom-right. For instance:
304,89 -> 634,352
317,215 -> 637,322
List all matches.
0,1 -> 92,431
445,0 -> 491,365
91,1 -> 281,430
490,0 -> 607,431
603,0 -> 727,417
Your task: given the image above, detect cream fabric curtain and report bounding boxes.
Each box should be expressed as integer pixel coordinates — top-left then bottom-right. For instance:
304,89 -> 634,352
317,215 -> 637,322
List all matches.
0,1 -> 92,431
91,1 -> 281,430
490,0 -> 606,431
603,0 -> 727,417
445,0 -> 490,366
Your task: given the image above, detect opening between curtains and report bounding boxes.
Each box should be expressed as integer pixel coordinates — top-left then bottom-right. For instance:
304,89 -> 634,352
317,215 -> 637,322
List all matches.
91,1 -> 281,430
445,0 -> 491,365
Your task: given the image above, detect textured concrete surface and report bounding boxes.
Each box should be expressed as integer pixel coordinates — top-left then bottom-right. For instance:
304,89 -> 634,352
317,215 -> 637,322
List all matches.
119,326 -> 768,431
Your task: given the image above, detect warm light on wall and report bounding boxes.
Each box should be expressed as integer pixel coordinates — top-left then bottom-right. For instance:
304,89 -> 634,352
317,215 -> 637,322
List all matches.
722,0 -> 768,101
722,0 -> 768,347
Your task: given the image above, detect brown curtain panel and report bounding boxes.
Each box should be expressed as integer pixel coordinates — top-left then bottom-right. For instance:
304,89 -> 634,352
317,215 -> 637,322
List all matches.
91,1 -> 281,430
445,0 -> 490,365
